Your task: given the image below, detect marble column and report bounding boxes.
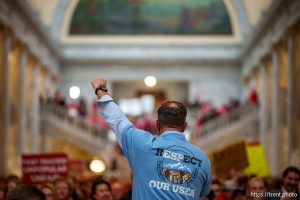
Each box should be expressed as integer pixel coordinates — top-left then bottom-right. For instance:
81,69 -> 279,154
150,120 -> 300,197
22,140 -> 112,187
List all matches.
49,75 -> 58,98
0,26 -> 11,176
294,28 -> 300,152
271,49 -> 280,176
44,73 -> 51,100
0,25 -> 5,175
43,132 -> 50,153
7,40 -> 24,175
3,33 -> 12,176
259,63 -> 268,150
18,47 -> 28,155
276,42 -> 289,170
287,27 -> 300,161
41,71 -> 51,153
39,68 -> 48,100
32,62 -> 41,153
286,34 -> 294,165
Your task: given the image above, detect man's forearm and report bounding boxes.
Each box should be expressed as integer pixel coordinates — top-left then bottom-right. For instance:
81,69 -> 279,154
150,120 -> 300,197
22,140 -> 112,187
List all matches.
91,77 -> 132,147
96,95 -> 133,148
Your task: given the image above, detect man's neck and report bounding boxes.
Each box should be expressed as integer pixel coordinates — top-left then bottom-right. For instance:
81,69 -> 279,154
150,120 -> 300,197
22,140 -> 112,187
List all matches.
158,127 -> 183,135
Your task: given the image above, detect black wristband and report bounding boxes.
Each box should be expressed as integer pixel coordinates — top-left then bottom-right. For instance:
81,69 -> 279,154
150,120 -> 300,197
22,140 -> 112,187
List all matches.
95,85 -> 108,95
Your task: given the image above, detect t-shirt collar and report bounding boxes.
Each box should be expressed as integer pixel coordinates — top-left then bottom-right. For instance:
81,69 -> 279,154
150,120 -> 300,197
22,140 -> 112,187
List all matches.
160,131 -> 186,141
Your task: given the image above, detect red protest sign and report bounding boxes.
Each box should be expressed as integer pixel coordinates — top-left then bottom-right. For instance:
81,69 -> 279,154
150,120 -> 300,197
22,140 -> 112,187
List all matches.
22,153 -> 68,184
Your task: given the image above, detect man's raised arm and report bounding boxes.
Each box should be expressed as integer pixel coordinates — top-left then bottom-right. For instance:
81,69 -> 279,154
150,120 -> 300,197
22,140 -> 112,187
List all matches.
91,77 -> 133,148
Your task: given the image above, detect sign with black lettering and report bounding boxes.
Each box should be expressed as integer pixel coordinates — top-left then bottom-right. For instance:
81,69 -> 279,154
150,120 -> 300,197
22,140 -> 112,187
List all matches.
22,153 -> 68,184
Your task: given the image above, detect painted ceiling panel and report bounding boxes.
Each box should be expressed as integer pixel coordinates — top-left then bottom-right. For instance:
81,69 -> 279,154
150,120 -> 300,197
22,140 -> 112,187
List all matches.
69,0 -> 232,35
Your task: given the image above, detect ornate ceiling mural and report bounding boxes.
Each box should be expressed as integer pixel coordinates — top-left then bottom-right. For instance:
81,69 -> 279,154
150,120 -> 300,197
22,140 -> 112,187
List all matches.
69,0 -> 232,35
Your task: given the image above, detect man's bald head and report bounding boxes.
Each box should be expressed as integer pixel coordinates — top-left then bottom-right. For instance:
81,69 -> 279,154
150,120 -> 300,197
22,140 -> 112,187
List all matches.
157,101 -> 187,130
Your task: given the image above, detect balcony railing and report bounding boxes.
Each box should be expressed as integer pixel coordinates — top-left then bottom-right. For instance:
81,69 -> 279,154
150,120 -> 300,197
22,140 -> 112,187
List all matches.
191,104 -> 259,143
40,101 -> 111,152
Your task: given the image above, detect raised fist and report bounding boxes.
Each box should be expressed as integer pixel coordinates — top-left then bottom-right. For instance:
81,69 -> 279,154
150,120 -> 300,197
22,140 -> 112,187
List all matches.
91,77 -> 107,90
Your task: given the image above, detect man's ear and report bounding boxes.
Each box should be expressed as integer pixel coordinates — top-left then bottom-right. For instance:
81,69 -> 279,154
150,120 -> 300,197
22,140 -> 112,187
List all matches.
183,122 -> 188,131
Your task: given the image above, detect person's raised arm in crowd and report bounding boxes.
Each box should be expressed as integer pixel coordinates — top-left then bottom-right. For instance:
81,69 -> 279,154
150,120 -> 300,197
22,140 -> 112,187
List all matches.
91,77 -> 133,148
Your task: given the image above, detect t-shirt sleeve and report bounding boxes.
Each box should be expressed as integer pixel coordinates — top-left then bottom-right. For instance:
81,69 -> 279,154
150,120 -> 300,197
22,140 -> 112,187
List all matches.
121,124 -> 155,170
96,96 -> 132,148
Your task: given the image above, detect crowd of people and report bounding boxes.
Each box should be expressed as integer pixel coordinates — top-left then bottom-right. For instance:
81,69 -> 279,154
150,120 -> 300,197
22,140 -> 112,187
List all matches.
50,90 -> 245,134
204,166 -> 300,200
50,91 -> 109,129
0,166 -> 299,200
0,175 -> 132,200
191,90 -> 259,128
50,89 -> 261,135
51,91 -> 158,134
191,98 -> 241,128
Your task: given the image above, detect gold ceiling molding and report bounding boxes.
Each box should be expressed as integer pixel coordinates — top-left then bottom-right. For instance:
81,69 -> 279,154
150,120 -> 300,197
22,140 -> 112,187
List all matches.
61,0 -> 241,45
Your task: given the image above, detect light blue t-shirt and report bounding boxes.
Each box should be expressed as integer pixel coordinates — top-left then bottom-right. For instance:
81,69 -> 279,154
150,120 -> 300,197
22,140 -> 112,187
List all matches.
97,96 -> 211,200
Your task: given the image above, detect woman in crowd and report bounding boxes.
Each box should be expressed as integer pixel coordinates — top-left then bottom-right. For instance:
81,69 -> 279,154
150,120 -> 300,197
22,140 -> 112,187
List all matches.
40,183 -> 58,200
6,176 -> 21,194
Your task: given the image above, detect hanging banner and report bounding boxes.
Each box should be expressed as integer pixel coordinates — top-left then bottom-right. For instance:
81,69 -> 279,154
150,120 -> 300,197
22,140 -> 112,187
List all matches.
22,153 -> 68,184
